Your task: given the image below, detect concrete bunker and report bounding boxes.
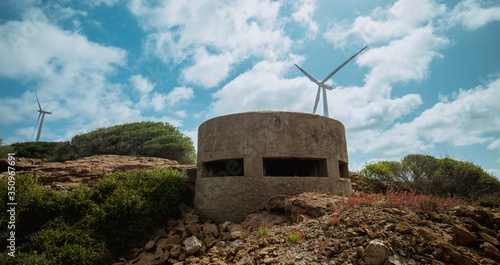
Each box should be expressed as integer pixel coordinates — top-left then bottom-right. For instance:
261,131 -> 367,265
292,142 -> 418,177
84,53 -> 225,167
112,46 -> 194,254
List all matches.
194,111 -> 352,222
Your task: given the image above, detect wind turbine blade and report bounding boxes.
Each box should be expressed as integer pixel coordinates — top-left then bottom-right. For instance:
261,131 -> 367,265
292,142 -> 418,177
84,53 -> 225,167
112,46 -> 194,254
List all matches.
322,87 -> 329,117
313,86 -> 321,114
295,64 -> 322,85
32,113 -> 42,141
35,92 -> 42,110
322,45 -> 368,83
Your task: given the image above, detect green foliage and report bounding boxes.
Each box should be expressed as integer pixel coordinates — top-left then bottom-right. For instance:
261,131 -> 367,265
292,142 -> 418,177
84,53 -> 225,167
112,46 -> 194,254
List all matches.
0,139 -> 15,158
360,154 -> 500,207
0,167 -> 187,264
9,141 -> 59,159
53,121 -> 196,164
287,232 -> 300,243
257,226 -> 268,236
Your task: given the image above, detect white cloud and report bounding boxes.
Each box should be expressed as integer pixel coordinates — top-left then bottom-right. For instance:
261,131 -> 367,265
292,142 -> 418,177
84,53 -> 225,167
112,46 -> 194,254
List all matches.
0,9 -> 126,78
324,0 -> 446,47
174,110 -> 187,118
358,26 -> 449,89
181,48 -> 234,88
208,59 -> 313,117
292,0 -> 318,38
449,0 -> 500,30
488,138 -> 500,151
0,8 -> 187,142
182,128 -> 199,151
358,76 -> 500,156
88,0 -> 120,7
166,86 -> 194,106
130,74 -> 155,94
149,86 -> 194,111
128,0 -> 293,87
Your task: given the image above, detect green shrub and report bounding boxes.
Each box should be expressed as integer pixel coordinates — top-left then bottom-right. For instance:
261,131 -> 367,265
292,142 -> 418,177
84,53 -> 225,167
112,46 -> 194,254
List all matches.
54,121 -> 196,164
360,154 -> 500,207
0,139 -> 15,158
0,167 -> 187,264
9,141 -> 59,159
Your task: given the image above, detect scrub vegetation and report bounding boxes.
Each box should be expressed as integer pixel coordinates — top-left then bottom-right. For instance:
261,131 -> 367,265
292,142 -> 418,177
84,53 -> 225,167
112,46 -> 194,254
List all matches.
360,154 -> 500,207
0,167 -> 186,265
6,121 -> 196,164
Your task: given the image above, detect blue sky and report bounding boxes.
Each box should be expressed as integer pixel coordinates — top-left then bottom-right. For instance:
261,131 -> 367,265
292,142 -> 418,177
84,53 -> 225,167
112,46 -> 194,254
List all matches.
1,0 -> 500,177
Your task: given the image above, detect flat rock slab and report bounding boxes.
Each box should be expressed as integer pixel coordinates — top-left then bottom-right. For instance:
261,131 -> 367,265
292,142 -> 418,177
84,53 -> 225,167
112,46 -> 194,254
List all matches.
4,155 -> 196,188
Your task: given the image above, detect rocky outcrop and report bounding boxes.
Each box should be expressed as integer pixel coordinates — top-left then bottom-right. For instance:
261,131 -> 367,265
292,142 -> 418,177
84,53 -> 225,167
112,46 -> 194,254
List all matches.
2,155 -> 196,189
118,192 -> 500,265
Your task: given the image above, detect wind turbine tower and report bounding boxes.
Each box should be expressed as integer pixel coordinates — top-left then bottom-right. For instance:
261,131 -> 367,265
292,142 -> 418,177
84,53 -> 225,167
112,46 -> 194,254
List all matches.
295,46 -> 368,117
32,93 -> 52,142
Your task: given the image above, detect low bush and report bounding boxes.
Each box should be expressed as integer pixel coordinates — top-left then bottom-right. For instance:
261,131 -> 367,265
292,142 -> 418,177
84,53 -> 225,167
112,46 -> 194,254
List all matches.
56,121 -> 196,164
0,139 -> 16,158
0,167 -> 186,264
360,154 -> 500,207
9,141 -> 59,159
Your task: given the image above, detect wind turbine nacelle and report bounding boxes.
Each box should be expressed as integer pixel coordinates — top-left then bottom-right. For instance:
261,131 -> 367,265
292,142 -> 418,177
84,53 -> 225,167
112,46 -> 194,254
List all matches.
318,83 -> 333,90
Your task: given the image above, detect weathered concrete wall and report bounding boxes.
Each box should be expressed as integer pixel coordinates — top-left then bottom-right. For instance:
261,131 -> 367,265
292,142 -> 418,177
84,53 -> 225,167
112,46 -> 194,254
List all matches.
194,111 -> 351,222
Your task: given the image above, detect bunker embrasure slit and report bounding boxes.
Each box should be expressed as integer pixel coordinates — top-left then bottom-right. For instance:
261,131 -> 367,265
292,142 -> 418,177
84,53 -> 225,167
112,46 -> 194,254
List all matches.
339,160 -> 349,179
263,157 -> 327,177
203,159 -> 244,177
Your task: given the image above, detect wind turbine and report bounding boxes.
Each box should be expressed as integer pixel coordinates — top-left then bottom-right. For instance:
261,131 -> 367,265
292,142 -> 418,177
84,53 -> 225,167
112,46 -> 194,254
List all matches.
31,93 -> 52,142
295,45 -> 368,117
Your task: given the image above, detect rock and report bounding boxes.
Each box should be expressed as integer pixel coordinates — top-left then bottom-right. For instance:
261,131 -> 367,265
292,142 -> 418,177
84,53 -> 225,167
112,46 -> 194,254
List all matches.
356,246 -> 364,259
396,224 -> 413,234
387,255 -> 402,265
170,244 -> 183,258
184,213 -> 200,224
202,223 -> 219,237
184,236 -> 202,255
236,255 -> 255,265
28,155 -> 196,188
481,242 -> 500,262
144,240 -> 156,251
220,221 -> 233,232
479,231 -> 500,246
416,226 -> 439,242
241,212 -> 288,230
153,227 -> 167,238
364,239 -> 390,265
283,192 -> 341,218
452,224 -> 477,245
185,222 -> 200,237
437,241 -> 476,265
160,234 -> 181,249
473,208 -> 496,228
204,235 -> 218,248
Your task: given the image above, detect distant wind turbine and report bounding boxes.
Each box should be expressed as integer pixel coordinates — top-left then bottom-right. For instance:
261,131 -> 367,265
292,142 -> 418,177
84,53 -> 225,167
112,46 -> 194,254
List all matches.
31,93 -> 53,142
295,45 -> 368,117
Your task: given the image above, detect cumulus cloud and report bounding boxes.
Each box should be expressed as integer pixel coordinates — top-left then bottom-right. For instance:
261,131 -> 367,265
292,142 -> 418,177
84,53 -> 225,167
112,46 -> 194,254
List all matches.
0,8 -> 184,141
324,0 -> 446,47
292,0 -> 319,38
357,76 -> 500,156
208,59 -> 313,117
449,0 -> 500,30
128,0 -> 293,88
181,48 -> 234,88
130,74 -> 155,94
144,86 -> 194,112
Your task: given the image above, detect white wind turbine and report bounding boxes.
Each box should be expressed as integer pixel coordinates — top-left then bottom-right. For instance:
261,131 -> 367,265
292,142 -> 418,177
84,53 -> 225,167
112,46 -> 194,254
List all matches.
31,93 -> 53,142
295,45 -> 368,117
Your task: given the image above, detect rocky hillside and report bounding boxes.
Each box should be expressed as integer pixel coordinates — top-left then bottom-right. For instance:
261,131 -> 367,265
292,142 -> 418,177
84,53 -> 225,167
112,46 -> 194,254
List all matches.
0,155 -> 196,189
2,155 -> 499,264
116,192 -> 500,265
